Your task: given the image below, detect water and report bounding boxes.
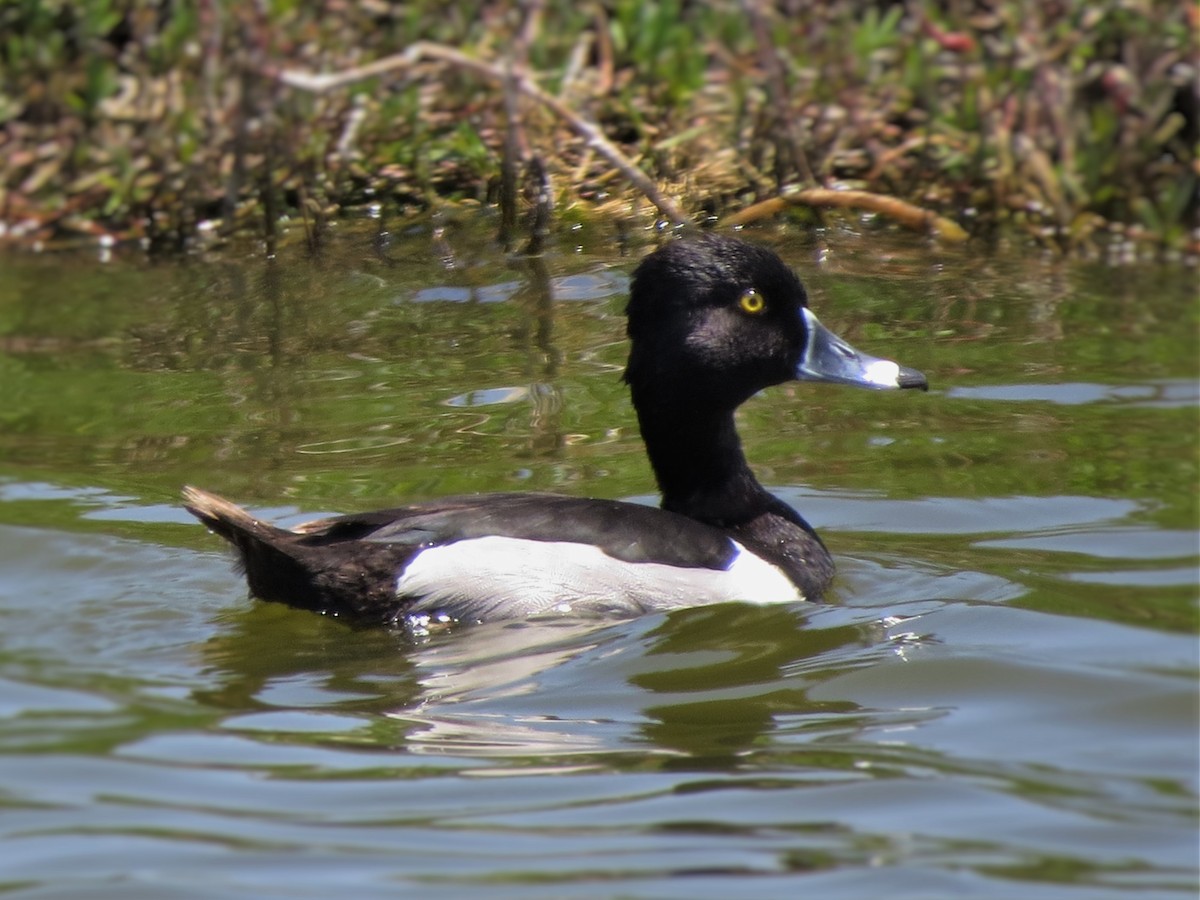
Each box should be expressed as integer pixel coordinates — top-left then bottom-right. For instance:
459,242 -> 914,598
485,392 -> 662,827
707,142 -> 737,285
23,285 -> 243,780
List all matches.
0,220 -> 1196,898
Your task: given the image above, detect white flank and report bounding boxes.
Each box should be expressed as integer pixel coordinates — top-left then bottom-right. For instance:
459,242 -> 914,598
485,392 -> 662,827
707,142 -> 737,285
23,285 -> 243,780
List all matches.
395,536 -> 803,619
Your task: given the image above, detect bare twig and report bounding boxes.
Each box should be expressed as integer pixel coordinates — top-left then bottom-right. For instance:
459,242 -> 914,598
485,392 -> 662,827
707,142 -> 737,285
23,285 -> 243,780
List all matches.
742,1 -> 814,187
500,3 -> 542,248
499,63 -> 523,247
277,41 -> 690,226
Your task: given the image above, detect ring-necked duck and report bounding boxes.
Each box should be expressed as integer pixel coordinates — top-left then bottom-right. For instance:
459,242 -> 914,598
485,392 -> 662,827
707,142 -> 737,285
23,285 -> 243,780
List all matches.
185,235 -> 927,624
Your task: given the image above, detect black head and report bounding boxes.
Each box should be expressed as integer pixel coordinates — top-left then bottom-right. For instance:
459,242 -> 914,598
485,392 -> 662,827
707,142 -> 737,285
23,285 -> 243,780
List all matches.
625,234 -> 812,410
624,234 -> 926,412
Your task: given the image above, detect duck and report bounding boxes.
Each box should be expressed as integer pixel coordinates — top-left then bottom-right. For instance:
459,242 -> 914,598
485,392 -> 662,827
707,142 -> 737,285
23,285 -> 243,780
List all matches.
184,234 -> 927,625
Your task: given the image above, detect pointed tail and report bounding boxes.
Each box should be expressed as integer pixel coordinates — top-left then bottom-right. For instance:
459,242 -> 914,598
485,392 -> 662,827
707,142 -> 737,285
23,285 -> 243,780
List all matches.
183,485 -> 279,546
183,485 -> 322,610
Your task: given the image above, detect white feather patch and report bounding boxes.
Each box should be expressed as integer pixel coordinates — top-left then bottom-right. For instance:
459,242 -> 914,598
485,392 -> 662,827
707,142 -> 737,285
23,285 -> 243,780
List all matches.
395,535 -> 803,620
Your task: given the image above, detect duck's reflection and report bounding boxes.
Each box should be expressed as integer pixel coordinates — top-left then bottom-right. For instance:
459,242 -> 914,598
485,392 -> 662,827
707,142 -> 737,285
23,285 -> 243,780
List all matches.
196,600 -> 903,767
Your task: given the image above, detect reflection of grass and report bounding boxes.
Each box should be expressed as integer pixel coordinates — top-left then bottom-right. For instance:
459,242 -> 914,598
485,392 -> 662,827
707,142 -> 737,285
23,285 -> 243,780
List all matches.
0,0 -> 1194,249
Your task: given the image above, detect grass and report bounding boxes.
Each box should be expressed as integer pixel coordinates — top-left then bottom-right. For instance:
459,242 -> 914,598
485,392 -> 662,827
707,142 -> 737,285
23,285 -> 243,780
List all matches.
0,0 -> 1194,253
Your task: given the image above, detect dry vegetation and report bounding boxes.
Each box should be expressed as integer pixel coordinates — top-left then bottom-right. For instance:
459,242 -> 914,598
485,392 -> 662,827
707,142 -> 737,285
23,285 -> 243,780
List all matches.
0,0 -> 1195,254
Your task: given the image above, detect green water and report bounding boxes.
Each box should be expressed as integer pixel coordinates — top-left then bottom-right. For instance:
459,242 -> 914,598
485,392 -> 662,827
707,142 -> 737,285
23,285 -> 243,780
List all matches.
0,220 -> 1196,898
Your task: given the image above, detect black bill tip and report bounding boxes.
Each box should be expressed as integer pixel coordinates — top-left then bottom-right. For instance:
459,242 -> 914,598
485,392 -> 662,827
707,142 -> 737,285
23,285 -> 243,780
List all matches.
897,366 -> 929,391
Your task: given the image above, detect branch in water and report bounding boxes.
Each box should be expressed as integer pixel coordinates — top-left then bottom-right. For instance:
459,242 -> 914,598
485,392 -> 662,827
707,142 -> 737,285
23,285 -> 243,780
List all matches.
726,188 -> 968,243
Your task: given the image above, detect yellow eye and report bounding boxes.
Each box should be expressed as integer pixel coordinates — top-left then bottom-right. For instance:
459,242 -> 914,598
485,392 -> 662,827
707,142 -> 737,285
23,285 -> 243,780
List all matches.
738,289 -> 765,315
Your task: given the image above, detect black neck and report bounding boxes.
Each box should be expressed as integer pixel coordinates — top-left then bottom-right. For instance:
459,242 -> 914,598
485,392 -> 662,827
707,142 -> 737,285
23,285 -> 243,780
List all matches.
633,398 -> 769,526
631,384 -> 834,597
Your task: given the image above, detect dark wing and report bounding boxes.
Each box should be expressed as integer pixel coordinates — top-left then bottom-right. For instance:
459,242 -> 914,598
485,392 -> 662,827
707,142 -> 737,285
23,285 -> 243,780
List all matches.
291,492 -> 739,571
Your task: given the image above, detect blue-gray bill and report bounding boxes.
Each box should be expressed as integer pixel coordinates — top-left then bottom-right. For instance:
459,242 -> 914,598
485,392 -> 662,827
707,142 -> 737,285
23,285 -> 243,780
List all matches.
796,308 -> 928,391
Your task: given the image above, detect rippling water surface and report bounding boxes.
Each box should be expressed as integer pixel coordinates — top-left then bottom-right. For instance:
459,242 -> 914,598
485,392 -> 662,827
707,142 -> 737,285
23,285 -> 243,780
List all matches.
0,222 -> 1195,898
